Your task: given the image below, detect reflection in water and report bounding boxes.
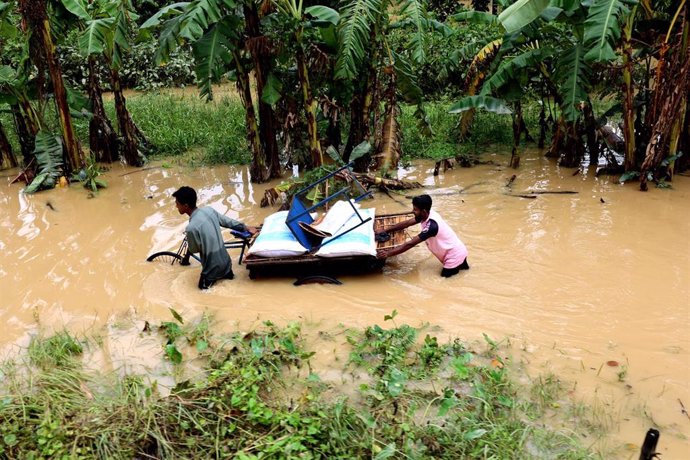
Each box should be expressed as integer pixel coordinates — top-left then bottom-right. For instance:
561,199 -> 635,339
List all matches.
1,152 -> 689,456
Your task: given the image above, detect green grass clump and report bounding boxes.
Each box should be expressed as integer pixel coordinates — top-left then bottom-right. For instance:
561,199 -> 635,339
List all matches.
0,313 -> 602,459
27,330 -> 84,369
108,93 -> 251,164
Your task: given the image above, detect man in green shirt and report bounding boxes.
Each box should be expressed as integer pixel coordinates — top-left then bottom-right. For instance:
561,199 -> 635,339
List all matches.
173,186 -> 258,289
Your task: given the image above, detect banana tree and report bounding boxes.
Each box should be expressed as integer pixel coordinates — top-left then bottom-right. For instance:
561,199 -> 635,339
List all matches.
66,0 -> 147,166
334,0 -> 436,171
272,0 -> 325,167
142,0 -> 281,182
13,0 -> 84,172
0,118 -> 16,169
0,46 -> 43,167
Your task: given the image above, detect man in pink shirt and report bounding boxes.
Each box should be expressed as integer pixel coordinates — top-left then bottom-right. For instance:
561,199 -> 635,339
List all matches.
377,194 -> 469,277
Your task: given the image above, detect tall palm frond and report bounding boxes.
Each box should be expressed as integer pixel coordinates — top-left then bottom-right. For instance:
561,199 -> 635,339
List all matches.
397,0 -> 429,63
192,17 -> 237,100
480,46 -> 553,95
335,0 -> 382,79
498,0 -> 550,34
583,0 -> 632,62
79,18 -> 114,57
556,44 -> 590,121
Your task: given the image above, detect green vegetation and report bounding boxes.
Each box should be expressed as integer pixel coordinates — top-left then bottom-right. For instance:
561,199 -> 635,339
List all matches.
0,312 -> 604,459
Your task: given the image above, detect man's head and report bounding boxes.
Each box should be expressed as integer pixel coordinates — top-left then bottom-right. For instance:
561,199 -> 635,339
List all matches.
173,186 -> 197,215
412,194 -> 432,222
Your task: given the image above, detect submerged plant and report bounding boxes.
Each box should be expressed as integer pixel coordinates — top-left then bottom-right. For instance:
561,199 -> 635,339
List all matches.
0,316 -> 602,459
72,155 -> 107,192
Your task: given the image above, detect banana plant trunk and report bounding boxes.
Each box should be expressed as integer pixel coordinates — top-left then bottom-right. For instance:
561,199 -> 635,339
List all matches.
581,102 -> 599,167
12,101 -> 39,166
0,121 -> 17,169
22,0 -> 82,172
295,43 -> 322,167
667,10 -> 689,178
510,101 -> 522,168
243,3 -> 281,180
374,70 -> 400,172
548,117 -> 583,167
88,57 -> 119,163
344,31 -> 378,169
232,50 -> 264,181
639,40 -> 690,190
110,67 -> 144,167
622,15 -> 636,171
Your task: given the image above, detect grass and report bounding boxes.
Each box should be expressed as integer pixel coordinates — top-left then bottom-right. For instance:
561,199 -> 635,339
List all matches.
399,98 -> 542,163
1,90 -> 546,170
0,311 -> 604,459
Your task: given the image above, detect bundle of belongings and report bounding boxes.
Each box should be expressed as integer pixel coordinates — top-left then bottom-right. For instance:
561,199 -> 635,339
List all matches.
247,200 -> 376,258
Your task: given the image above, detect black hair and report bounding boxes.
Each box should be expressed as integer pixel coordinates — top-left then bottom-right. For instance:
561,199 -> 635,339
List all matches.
412,194 -> 432,212
173,186 -> 197,208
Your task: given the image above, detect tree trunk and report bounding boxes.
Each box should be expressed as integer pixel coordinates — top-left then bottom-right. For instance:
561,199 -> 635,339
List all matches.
639,41 -> 690,190
12,102 -> 39,166
666,10 -> 689,179
0,121 -> 17,169
510,101 -> 522,168
343,28 -> 379,169
374,71 -> 400,172
295,42 -> 322,167
547,117 -> 583,167
343,92 -> 365,162
622,15 -> 636,171
581,102 -> 600,167
20,0 -> 82,172
243,3 -> 281,180
458,39 -> 501,140
88,57 -> 119,163
538,101 -> 546,148
110,67 -> 145,166
232,50 -> 264,181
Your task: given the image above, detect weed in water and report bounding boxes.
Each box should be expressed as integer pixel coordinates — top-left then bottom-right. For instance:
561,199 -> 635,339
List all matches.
0,316 -> 607,459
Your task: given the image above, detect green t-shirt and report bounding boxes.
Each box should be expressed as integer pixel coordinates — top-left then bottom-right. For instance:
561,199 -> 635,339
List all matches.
186,207 -> 246,280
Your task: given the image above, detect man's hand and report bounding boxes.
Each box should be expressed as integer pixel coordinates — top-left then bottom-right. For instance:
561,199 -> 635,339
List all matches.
245,226 -> 259,236
377,248 -> 390,259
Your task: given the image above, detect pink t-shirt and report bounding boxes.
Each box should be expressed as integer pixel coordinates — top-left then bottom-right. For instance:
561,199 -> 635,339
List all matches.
419,210 -> 468,268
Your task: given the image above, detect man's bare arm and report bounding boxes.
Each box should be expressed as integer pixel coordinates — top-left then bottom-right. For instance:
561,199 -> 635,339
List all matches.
381,217 -> 416,234
377,235 -> 423,259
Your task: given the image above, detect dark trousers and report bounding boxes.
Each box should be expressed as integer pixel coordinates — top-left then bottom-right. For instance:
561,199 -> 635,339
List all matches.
198,269 -> 234,289
440,258 -> 470,278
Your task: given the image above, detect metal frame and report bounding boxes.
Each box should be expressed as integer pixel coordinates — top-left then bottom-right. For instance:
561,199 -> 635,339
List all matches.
285,163 -> 373,252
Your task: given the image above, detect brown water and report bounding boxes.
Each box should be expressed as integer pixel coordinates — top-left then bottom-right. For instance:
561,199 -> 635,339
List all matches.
1,151 -> 689,457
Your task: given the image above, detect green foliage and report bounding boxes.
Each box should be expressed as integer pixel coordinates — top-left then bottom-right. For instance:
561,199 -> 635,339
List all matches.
0,318 -> 600,458
448,95 -> 512,114
498,0 -> 550,33
28,330 -> 84,369
583,0 -> 632,63
556,44 -> 590,121
58,37 -> 195,91
24,132 -> 65,194
110,92 -> 250,163
191,18 -> 237,101
72,155 -> 108,192
335,0 -> 382,80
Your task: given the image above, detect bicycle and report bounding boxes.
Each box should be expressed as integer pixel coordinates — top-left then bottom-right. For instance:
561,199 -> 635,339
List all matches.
146,229 -> 253,266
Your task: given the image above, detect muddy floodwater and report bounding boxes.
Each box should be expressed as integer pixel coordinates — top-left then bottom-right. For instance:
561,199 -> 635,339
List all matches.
1,151 -> 689,457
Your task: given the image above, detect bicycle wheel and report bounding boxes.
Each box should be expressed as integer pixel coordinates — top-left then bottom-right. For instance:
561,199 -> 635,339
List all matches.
146,251 -> 183,265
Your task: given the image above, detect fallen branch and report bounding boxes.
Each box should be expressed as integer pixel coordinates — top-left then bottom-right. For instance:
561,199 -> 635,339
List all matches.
525,190 -> 578,194
503,193 -> 537,199
352,173 -> 422,190
680,398 -> 690,421
119,166 -> 161,177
